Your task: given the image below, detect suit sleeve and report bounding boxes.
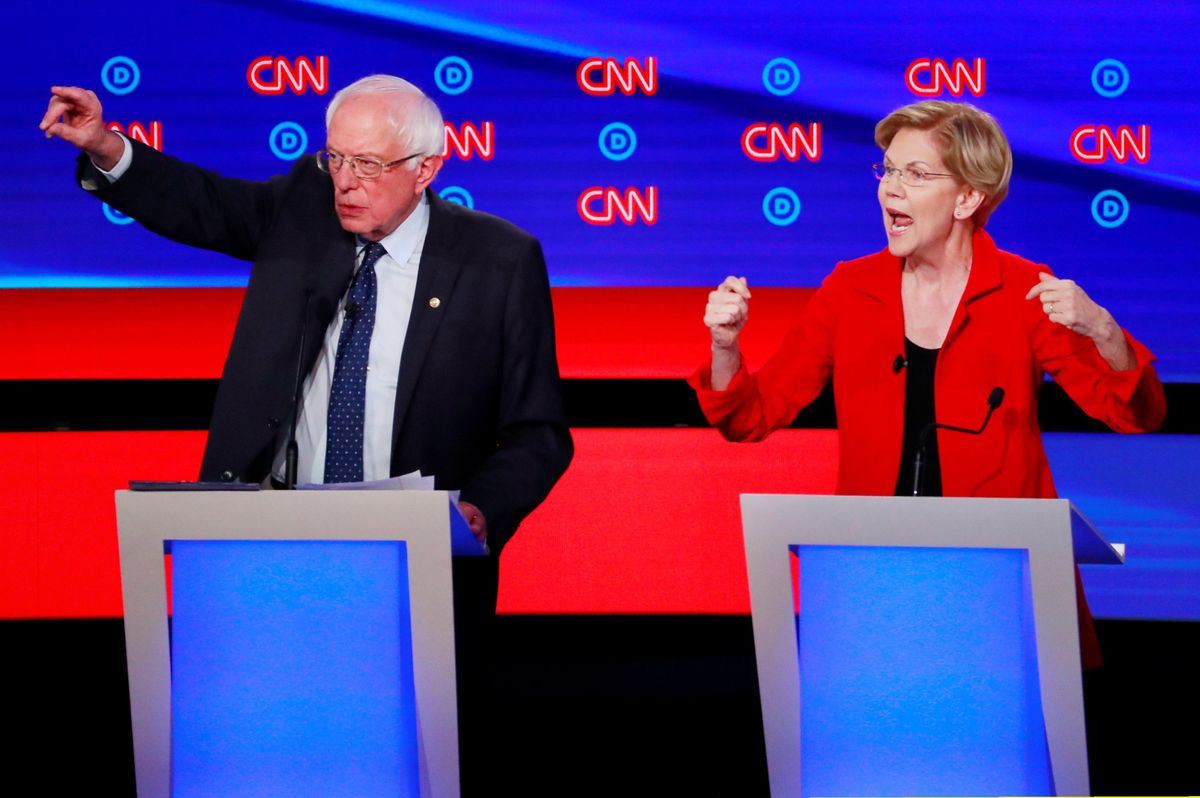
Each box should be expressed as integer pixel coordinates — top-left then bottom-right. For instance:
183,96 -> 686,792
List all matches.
688,266 -> 840,440
77,138 -> 287,261
458,237 -> 574,553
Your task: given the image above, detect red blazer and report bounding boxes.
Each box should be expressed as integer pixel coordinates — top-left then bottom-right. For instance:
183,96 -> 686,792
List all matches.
692,230 -> 1166,668
692,229 -> 1166,497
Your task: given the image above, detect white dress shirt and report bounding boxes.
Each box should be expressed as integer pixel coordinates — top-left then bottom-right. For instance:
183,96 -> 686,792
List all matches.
95,135 -> 429,484
272,194 -> 428,483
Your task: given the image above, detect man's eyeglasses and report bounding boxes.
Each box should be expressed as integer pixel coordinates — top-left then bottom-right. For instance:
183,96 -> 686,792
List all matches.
872,162 -> 956,187
316,149 -> 423,180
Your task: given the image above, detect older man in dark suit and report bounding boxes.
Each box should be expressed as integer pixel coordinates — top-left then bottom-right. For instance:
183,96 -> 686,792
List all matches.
42,75 -> 572,791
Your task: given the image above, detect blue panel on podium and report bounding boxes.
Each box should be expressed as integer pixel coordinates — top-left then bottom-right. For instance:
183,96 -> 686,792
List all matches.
170,540 -> 419,798
791,545 -> 1052,796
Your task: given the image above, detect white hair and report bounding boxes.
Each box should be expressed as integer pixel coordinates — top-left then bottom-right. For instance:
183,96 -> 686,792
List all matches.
325,75 -> 443,170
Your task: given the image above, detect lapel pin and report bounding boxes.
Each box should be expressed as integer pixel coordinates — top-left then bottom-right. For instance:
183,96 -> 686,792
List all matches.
429,297 -> 442,309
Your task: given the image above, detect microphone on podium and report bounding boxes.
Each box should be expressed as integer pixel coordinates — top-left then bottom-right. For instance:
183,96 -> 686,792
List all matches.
284,290 -> 314,490
911,387 -> 1005,496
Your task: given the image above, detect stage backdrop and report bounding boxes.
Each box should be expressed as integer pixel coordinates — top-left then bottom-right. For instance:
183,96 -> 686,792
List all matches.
3,1 -> 1197,621
10,0 -> 1199,376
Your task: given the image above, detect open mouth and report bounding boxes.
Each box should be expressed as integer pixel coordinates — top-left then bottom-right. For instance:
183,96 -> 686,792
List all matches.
887,209 -> 913,233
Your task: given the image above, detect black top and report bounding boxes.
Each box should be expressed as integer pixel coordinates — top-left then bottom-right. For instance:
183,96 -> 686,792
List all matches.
894,337 -> 943,496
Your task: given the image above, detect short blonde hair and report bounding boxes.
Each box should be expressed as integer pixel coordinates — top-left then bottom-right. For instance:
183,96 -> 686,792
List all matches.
875,101 -> 1012,226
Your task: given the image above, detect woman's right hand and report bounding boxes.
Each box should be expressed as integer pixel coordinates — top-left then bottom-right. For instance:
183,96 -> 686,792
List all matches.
705,275 -> 751,350
704,276 -> 751,390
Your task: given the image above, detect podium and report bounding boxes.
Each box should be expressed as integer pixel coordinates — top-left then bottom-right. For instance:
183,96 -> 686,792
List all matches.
115,489 -> 482,798
742,495 -> 1122,797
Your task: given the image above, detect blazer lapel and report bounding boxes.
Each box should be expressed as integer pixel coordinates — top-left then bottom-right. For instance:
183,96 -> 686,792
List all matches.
943,228 -> 1003,348
851,247 -> 907,357
390,191 -> 467,450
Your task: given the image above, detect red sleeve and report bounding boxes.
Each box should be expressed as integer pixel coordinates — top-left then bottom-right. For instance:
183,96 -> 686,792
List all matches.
688,266 -> 842,441
1029,288 -> 1166,433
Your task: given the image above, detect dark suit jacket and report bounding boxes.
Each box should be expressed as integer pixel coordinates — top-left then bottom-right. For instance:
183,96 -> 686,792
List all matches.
81,139 -> 573,554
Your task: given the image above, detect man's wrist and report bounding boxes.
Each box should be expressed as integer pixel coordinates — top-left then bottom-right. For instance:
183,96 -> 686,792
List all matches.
91,130 -> 130,177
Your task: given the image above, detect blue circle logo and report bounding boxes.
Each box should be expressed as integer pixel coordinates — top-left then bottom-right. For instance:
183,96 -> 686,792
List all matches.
439,186 -> 474,209
762,57 -> 801,96
598,122 -> 637,161
101,56 -> 141,95
434,56 -> 473,95
269,122 -> 308,161
102,203 -> 134,226
762,187 -> 801,226
1091,189 -> 1129,228
1091,59 -> 1129,98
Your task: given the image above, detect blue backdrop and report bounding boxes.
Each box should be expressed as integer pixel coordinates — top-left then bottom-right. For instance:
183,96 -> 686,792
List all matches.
10,0 -> 1199,377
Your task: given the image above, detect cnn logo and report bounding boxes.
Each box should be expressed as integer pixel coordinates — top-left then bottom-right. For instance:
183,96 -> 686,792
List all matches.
107,121 -> 162,151
442,122 -> 494,161
577,187 -> 658,225
905,58 -> 985,97
577,57 -> 657,96
1070,125 -> 1150,164
248,56 -> 328,95
742,123 -> 822,162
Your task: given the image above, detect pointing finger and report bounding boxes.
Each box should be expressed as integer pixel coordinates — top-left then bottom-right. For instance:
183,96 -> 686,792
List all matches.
49,85 -> 92,103
39,97 -> 73,133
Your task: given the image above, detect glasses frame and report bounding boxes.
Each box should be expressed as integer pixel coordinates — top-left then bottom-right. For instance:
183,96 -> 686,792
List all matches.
316,149 -> 424,181
872,162 -> 956,187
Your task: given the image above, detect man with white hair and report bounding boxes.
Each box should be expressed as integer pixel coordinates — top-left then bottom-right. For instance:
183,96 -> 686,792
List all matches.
42,75 -> 573,789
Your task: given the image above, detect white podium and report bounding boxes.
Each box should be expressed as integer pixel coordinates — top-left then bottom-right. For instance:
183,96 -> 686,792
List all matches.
115,489 -> 481,798
742,495 -> 1122,797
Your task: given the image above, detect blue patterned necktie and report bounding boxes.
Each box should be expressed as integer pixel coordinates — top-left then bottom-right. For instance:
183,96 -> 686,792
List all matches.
324,242 -> 385,483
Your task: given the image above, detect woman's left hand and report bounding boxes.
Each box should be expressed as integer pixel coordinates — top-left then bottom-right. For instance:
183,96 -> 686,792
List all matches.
1025,272 -> 1109,337
1026,272 -> 1134,369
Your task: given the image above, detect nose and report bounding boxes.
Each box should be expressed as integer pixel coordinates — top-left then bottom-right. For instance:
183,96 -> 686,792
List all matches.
332,163 -> 361,192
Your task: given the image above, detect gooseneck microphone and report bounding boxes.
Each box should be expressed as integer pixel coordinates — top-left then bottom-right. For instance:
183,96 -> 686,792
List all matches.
284,289 -> 314,490
911,387 -> 1005,496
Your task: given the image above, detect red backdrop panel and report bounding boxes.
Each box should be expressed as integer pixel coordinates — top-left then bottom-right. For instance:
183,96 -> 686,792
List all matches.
498,428 -> 838,614
0,429 -> 838,619
552,287 -> 815,377
0,431 -> 206,618
0,287 -> 814,379
0,289 -> 242,379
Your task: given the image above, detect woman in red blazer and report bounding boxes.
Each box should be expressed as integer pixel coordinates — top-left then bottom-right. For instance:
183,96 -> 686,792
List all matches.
691,101 -> 1166,666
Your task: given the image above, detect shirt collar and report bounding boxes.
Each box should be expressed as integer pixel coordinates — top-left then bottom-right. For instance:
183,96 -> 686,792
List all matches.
358,191 -> 429,266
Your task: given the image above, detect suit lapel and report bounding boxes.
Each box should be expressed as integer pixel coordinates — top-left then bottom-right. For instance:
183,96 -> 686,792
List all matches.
390,191 -> 467,453
304,212 -> 357,370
